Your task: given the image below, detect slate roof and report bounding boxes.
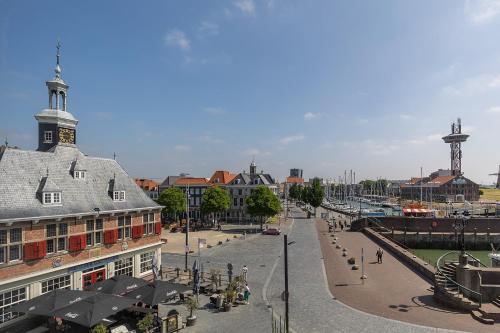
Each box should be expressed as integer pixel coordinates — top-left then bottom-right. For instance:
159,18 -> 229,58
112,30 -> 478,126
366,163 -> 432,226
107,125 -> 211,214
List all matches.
229,172 -> 276,186
0,145 -> 161,222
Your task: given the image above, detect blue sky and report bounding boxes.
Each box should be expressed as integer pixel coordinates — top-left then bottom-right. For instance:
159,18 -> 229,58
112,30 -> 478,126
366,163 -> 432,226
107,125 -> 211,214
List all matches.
1,0 -> 500,184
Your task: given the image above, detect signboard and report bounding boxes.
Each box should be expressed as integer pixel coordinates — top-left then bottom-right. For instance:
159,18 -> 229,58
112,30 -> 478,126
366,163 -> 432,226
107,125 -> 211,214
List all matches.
68,255 -> 118,273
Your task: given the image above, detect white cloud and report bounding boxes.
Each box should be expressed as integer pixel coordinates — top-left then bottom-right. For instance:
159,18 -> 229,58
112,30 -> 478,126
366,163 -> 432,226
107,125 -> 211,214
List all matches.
165,29 -> 191,51
174,145 -> 191,152
407,133 -> 443,145
304,112 -> 320,120
198,21 -> 219,37
242,148 -> 260,156
440,73 -> 500,97
204,107 -> 225,115
399,113 -> 413,120
488,75 -> 500,88
486,106 -> 500,113
199,134 -> 224,144
465,0 -> 500,24
279,134 -> 305,145
234,0 -> 256,15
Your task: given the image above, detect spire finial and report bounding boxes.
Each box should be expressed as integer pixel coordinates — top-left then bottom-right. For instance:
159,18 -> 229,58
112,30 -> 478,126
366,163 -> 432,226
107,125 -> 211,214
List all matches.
4,137 -> 8,147
113,152 -> 116,160
54,40 -> 62,79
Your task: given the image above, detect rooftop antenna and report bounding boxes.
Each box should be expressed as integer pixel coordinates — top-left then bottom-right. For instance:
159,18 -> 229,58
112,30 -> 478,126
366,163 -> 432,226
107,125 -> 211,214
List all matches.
113,152 -> 116,160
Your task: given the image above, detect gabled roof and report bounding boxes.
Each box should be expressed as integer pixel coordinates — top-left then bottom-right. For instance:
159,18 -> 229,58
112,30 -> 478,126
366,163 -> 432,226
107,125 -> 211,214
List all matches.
38,175 -> 61,192
209,170 -> 236,184
174,177 -> 210,186
428,175 -> 455,185
135,178 -> 159,189
229,172 -> 276,186
0,145 -> 161,222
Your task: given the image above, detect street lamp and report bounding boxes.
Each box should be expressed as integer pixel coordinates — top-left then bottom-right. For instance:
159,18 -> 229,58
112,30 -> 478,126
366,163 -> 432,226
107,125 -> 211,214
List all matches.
452,210 -> 470,254
284,234 -> 295,333
183,173 -> 190,271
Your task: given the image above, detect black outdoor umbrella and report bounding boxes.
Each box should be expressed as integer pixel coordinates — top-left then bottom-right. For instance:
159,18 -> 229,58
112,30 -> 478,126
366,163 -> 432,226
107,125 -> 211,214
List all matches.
50,293 -> 134,327
86,275 -> 148,295
12,289 -> 97,316
126,280 -> 190,305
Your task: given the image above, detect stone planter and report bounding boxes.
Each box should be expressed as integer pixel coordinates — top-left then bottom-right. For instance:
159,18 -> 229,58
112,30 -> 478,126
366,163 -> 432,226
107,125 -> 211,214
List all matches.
186,316 -> 197,327
224,302 -> 232,312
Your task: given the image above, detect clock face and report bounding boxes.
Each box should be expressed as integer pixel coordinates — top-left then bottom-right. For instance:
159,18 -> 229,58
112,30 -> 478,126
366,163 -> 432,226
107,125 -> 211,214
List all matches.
58,128 -> 75,144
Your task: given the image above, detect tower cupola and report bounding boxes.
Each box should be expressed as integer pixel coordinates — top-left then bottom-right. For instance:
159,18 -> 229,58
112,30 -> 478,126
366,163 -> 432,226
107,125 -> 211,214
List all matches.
35,42 -> 78,152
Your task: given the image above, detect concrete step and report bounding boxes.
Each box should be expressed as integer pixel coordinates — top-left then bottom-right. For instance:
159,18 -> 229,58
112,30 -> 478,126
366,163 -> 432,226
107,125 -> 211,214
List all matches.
471,309 -> 495,325
492,298 -> 500,308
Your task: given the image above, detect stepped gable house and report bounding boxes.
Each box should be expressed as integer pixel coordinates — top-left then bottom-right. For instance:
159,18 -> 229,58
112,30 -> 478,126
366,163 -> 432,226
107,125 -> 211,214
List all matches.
0,48 -> 163,327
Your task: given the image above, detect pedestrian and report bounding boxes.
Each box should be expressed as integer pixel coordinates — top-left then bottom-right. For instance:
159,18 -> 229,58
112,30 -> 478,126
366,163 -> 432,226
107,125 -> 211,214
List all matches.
376,248 -> 383,263
340,222 -> 344,232
242,265 -> 248,283
243,283 -> 251,304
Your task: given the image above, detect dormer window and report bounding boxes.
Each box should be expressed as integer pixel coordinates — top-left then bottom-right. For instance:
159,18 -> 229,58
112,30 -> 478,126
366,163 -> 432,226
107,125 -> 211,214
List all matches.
43,192 -> 62,205
74,170 -> 85,179
113,191 -> 126,201
44,131 -> 53,143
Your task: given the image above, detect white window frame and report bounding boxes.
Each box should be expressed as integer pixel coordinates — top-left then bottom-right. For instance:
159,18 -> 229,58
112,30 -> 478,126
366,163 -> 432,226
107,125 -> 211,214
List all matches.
0,286 -> 27,324
140,251 -> 155,273
42,192 -> 62,205
118,215 -> 131,240
41,275 -> 71,294
44,131 -> 53,143
85,219 -> 103,247
113,191 -> 126,202
74,170 -> 85,179
114,257 -> 133,276
142,213 -> 155,236
46,223 -> 68,254
0,228 -> 22,264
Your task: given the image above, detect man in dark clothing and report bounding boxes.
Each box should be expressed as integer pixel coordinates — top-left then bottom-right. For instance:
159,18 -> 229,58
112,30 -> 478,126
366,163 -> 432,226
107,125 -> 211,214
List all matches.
376,248 -> 383,263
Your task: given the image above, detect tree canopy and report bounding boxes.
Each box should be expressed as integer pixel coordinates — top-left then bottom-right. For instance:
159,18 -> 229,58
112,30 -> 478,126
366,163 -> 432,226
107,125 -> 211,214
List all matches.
246,185 -> 282,229
201,186 -> 230,215
288,184 -> 303,201
158,187 -> 186,221
307,178 -> 324,208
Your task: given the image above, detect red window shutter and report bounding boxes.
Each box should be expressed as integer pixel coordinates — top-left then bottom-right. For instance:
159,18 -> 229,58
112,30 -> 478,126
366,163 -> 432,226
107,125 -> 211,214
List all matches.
37,241 -> 47,258
132,225 -> 143,239
23,243 -> 35,260
104,229 -> 118,244
69,235 -> 84,252
154,222 -> 162,235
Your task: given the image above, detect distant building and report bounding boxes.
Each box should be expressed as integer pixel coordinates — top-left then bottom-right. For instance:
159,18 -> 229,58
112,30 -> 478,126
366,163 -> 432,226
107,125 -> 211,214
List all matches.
135,178 -> 159,200
158,175 -> 182,194
226,161 -> 278,222
290,168 -> 303,178
284,176 -> 304,198
400,169 -> 479,202
172,178 -> 210,220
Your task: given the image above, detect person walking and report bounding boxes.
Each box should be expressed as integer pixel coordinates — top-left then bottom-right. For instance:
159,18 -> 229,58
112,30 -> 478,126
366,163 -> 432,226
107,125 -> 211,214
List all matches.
376,248 -> 383,263
242,265 -> 248,283
243,283 -> 251,304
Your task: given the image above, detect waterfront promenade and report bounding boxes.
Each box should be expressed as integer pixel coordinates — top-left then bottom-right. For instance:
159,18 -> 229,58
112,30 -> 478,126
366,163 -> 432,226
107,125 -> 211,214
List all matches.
316,207 -> 496,332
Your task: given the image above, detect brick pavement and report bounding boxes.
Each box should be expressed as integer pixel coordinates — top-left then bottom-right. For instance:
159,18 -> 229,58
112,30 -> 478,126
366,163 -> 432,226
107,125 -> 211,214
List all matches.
317,208 -> 498,333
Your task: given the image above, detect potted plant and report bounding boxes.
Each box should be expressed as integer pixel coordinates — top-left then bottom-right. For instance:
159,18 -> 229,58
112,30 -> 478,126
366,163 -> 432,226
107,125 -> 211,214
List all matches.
91,324 -> 108,333
184,296 -> 199,326
137,313 -> 154,333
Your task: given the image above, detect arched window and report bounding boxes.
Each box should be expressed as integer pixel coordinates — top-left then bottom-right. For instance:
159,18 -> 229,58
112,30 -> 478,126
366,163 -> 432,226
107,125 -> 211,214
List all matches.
60,91 -> 66,111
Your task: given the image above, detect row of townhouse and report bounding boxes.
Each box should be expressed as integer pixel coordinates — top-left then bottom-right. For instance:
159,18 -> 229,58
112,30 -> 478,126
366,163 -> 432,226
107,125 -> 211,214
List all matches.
158,162 -> 279,223
0,53 -> 163,329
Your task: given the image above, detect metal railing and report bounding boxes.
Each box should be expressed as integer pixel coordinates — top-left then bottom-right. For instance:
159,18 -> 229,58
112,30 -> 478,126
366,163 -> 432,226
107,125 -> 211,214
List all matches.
436,251 -> 482,306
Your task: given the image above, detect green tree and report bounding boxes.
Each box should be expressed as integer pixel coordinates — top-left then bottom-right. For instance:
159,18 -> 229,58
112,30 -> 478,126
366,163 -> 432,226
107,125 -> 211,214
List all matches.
201,186 -> 230,225
288,184 -> 302,202
246,185 -> 282,231
308,178 -> 324,216
137,312 -> 154,333
158,187 -> 186,222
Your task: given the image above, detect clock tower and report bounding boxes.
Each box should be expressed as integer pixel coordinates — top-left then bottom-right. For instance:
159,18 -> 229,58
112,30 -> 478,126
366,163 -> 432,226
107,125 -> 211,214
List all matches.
35,42 -> 78,152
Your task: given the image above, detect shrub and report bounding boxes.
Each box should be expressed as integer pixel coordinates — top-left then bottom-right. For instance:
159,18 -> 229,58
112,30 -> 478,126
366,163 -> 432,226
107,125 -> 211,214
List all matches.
137,312 -> 154,333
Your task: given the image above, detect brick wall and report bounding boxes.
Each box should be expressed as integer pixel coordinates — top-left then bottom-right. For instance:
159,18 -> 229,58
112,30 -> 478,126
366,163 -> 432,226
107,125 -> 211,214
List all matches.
0,210 -> 160,281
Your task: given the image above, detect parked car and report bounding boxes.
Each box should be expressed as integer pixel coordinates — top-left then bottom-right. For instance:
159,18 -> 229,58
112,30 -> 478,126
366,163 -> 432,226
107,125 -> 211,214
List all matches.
263,227 -> 281,235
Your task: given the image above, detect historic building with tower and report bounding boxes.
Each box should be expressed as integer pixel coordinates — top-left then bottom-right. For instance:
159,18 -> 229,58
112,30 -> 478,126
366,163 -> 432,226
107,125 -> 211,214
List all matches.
400,119 -> 479,202
0,47 -> 163,328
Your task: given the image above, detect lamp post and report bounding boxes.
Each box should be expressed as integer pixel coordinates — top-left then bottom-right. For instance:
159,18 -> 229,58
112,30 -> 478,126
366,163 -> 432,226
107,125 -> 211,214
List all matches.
183,174 -> 190,271
452,210 -> 470,254
284,234 -> 295,333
